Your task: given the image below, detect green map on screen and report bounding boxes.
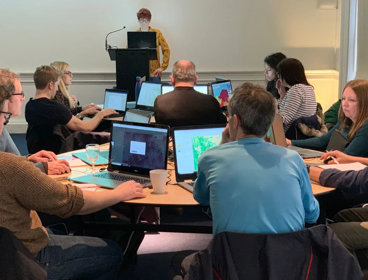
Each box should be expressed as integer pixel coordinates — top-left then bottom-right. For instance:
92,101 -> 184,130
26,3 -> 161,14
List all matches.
192,135 -> 222,171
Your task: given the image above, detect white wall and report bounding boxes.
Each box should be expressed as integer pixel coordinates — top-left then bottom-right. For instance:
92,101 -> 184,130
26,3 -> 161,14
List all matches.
0,0 -> 341,132
1,0 -> 340,71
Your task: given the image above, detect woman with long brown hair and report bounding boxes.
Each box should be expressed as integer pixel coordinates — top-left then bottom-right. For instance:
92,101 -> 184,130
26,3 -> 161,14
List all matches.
289,79 -> 368,157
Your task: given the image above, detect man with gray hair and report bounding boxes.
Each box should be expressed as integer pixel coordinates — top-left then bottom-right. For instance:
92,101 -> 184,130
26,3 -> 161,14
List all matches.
154,60 -> 226,127
194,82 -> 319,235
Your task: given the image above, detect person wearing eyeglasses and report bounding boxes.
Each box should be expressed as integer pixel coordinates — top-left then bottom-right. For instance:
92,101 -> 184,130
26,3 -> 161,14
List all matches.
137,8 -> 170,78
50,61 -> 101,119
0,69 -> 70,175
0,82 -> 146,279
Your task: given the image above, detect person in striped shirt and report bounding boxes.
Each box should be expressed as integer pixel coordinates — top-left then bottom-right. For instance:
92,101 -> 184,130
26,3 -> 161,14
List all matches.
276,58 -> 317,132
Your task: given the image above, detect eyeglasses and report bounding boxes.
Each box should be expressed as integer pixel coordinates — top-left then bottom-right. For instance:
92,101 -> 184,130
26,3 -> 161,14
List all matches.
64,71 -> 73,76
0,111 -> 12,125
12,92 -> 24,98
139,18 -> 149,23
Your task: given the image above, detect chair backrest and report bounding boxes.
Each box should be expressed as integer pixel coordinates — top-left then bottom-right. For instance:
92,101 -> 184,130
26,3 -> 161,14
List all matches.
0,226 -> 47,279
188,225 -> 362,280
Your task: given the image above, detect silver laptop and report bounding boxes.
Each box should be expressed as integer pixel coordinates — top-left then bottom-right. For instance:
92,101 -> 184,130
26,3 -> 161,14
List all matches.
103,89 -> 128,117
267,114 -> 324,158
161,84 -> 209,95
70,122 -> 169,188
172,124 -> 226,192
124,110 -> 151,124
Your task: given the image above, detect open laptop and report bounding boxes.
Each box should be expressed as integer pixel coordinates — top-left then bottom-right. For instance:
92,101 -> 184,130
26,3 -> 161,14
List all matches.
70,122 -> 169,188
103,89 -> 128,118
266,114 -> 324,158
127,31 -> 156,49
210,80 -> 232,107
161,84 -> 209,95
135,81 -> 162,111
127,81 -> 162,120
172,124 -> 226,192
124,110 -> 151,124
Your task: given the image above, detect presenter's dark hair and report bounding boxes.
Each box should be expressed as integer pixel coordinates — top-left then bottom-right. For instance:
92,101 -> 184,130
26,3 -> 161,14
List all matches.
228,82 -> 276,137
33,66 -> 62,90
277,58 -> 310,86
264,52 -> 286,70
137,8 -> 152,20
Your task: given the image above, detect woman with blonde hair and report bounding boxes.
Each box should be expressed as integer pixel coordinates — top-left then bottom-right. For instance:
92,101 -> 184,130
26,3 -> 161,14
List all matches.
51,61 -> 100,119
289,79 -> 368,157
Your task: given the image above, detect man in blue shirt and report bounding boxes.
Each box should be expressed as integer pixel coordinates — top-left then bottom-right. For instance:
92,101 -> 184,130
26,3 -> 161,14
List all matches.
194,82 -> 320,235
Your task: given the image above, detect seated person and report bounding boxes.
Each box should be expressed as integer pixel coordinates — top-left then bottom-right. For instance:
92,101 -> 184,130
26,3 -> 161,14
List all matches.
309,162 -> 368,270
0,83 -> 146,279
50,61 -> 101,119
264,52 -> 286,99
0,68 -> 69,175
287,80 -> 368,157
324,99 -> 342,130
277,58 -> 317,133
194,82 -> 319,235
25,66 -> 116,154
154,60 -> 227,127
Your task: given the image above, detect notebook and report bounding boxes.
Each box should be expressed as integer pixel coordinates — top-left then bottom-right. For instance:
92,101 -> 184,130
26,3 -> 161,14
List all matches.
72,150 -> 109,165
161,84 -> 209,95
210,80 -> 232,107
70,122 -> 169,188
172,124 -> 226,192
103,89 -> 128,117
265,114 -> 324,158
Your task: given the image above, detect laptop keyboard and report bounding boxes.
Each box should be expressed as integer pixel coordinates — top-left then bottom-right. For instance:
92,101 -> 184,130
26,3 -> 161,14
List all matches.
95,172 -> 150,186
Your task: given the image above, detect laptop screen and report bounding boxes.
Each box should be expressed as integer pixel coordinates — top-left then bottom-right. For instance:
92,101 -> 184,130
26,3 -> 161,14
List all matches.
124,110 -> 150,124
104,89 -> 128,112
109,122 -> 169,175
210,80 -> 232,107
173,125 -> 225,181
161,85 -> 209,95
136,82 -> 162,110
127,32 -> 156,49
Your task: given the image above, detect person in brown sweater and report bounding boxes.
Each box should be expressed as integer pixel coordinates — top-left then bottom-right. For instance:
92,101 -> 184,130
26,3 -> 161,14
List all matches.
0,83 -> 146,279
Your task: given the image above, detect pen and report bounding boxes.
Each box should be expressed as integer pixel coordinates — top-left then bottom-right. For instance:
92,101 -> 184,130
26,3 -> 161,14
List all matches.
330,156 -> 339,164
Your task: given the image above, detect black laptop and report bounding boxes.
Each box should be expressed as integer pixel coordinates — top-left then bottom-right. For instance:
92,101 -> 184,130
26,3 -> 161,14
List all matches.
103,88 -> 128,118
70,121 -> 169,188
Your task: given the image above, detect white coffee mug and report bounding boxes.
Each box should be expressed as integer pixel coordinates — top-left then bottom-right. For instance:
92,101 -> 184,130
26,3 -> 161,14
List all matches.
150,169 -> 168,194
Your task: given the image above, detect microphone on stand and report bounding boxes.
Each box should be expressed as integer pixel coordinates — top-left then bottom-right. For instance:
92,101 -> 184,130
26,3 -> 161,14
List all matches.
105,26 -> 126,51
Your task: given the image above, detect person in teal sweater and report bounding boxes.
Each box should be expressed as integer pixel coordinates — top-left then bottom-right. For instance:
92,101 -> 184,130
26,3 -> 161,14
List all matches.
324,99 -> 341,130
287,80 -> 368,157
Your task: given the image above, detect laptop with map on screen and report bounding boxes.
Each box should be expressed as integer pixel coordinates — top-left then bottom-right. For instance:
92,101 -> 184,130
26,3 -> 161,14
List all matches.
70,121 -> 169,188
172,124 -> 226,192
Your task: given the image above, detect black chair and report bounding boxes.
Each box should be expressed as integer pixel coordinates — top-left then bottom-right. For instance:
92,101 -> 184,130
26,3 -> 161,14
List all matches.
171,225 -> 362,280
0,227 -> 47,279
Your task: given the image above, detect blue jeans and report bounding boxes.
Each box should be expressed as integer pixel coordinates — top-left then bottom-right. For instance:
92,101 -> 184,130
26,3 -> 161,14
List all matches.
36,233 -> 123,280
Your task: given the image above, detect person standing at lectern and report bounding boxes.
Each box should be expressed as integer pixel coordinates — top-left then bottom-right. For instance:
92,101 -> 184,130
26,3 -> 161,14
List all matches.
137,8 -> 170,78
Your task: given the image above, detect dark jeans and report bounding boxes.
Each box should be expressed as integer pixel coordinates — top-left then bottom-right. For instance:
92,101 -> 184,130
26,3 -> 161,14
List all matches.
330,208 -> 368,270
36,233 -> 122,280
